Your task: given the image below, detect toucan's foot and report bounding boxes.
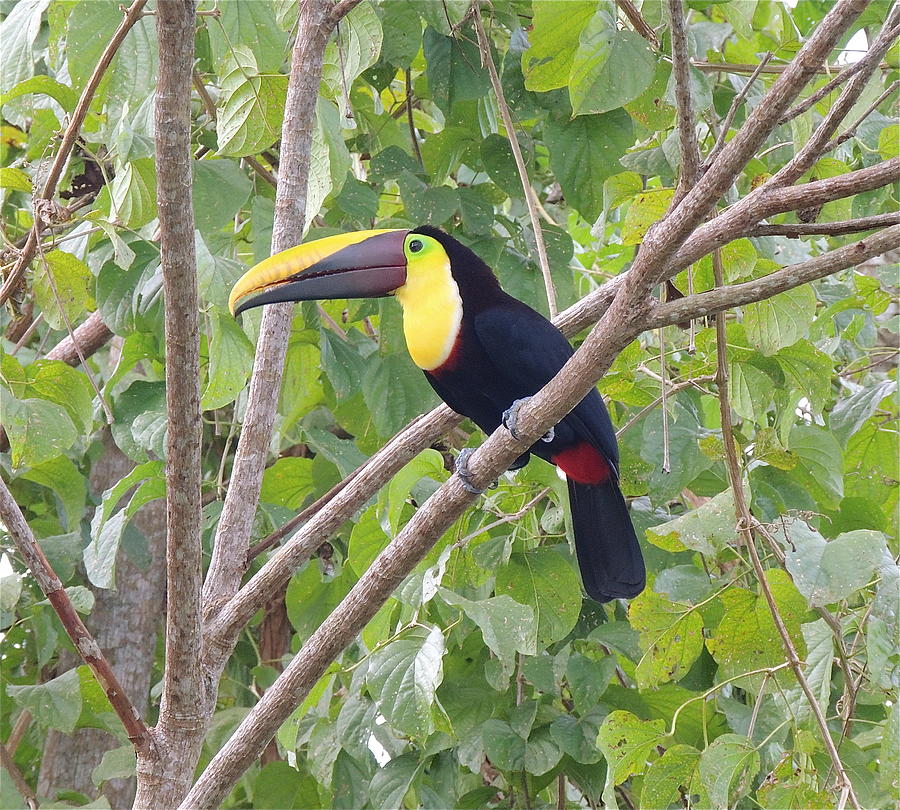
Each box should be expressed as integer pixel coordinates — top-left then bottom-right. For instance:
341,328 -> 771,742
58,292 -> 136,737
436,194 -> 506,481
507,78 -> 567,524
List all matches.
455,449 -> 484,495
502,397 -> 555,443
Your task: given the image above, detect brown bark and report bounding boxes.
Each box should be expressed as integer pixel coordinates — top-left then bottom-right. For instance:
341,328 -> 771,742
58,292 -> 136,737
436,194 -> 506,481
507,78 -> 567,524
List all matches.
37,436 -> 166,809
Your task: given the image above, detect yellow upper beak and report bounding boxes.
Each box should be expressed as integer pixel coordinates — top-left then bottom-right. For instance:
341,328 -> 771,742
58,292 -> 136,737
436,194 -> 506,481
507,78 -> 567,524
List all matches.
229,229 -> 407,315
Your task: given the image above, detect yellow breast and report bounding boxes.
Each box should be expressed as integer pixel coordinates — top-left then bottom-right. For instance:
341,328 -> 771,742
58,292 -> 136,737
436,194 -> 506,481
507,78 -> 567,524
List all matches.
394,252 -> 463,371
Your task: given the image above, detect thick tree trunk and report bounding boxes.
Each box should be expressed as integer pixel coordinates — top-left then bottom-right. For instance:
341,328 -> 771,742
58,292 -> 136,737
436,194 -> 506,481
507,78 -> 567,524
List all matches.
37,435 -> 166,808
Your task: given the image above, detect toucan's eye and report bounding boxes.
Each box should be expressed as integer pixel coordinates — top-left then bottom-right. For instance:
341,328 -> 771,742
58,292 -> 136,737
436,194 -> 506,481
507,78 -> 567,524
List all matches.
409,239 -> 424,253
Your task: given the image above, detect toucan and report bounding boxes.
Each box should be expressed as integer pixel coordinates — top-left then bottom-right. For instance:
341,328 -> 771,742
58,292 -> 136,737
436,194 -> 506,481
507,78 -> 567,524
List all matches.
229,227 -> 645,601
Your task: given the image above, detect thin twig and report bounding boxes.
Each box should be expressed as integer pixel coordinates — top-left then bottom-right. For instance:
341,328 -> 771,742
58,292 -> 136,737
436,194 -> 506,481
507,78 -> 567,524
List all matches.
472,1 -> 557,318
711,249 -> 861,809
405,68 -> 425,170
826,78 -> 900,151
705,53 -> 773,169
616,375 -> 716,437
453,487 -> 550,549
658,328 -> 670,472
690,59 -> 887,76
6,710 -> 31,755
746,212 -> 900,238
0,742 -> 38,810
0,0 -> 149,307
0,480 -> 154,756
615,0 -> 660,49
779,58 -> 869,124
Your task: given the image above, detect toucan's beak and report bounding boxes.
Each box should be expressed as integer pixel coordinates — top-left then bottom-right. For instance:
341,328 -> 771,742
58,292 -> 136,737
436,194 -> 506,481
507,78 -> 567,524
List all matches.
229,229 -> 410,316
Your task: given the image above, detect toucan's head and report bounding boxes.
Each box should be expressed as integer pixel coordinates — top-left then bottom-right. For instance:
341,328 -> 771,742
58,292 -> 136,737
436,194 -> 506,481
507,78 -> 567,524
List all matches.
229,227 -> 468,316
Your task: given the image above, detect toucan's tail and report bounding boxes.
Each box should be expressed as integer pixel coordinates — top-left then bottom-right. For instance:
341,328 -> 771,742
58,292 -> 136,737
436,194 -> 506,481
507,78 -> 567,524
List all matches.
567,479 -> 645,602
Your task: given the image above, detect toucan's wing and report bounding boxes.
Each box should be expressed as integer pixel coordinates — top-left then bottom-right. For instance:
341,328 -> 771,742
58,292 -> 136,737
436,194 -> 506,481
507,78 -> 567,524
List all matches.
472,300 -> 620,470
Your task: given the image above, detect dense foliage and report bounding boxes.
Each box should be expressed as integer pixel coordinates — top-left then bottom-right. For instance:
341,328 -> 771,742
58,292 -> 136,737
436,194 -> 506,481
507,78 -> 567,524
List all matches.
1,0 -> 898,807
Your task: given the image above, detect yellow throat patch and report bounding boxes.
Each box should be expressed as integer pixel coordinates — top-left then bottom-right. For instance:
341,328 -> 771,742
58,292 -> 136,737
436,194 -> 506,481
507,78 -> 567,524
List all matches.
394,236 -> 463,371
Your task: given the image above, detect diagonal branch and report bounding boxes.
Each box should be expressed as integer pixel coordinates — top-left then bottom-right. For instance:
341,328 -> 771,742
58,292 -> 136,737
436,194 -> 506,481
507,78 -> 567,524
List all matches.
0,479 -> 154,757
779,57 -> 869,124
711,251 -> 862,810
201,0 -> 361,620
472,1 -> 557,317
826,78 -> 900,151
0,0 -> 149,308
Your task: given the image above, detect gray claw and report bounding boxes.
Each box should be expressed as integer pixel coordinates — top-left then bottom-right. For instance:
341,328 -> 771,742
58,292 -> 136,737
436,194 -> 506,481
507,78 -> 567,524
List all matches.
502,397 -> 555,443
455,449 -> 484,495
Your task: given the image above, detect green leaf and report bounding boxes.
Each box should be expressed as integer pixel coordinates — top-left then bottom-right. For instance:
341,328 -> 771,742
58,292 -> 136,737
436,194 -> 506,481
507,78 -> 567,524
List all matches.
7,668 -> 81,733
207,0 -> 288,74
362,351 -> 438,438
698,734 -> 761,809
789,424 -> 844,506
380,1 -> 422,66
744,284 -> 817,356
216,46 -> 287,157
259,457 -> 315,510
569,13 -> 654,115
878,122 -> 898,161
521,0 -> 596,91
775,340 -> 833,416
439,590 -> 537,664
5,358 -> 94,434
322,2 -> 383,101
109,158 -> 157,229
111,380 -> 167,462
423,27 -> 490,115
33,249 -> 93,330
202,308 -> 254,410
629,589 -> 705,688
880,701 -> 899,795
830,380 -> 896,447
549,710 -> 604,764
622,189 -> 674,245
641,744 -> 703,810
524,725 -> 563,775
780,522 -> 888,606
253,761 -> 320,809
369,753 -> 420,810
92,745 -> 136,786
85,508 -> 127,589
193,160 -> 253,234
0,394 -> 77,468
494,547 -> 582,645
482,718 -> 526,770
646,484 -> 744,556
366,626 -> 446,738
20,455 -> 87,531
545,109 -> 634,222
597,710 -> 667,802
381,449 -> 445,534
706,570 -> 808,689
0,0 -> 50,99
0,167 -> 33,191
729,360 -> 773,423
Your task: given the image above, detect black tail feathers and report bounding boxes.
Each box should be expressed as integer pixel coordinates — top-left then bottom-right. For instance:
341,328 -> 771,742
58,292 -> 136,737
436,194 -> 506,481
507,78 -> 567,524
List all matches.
567,479 -> 645,602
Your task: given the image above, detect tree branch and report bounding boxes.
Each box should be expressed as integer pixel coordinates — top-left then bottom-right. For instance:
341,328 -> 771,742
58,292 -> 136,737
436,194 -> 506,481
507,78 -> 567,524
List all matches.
0,0 -> 149,308
704,53 -> 772,170
201,0 -> 347,619
1,740 -> 38,810
44,310 -> 114,366
772,14 -> 900,185
648,225 -> 900,329
826,78 -> 900,151
141,2 -> 204,804
615,0 -> 660,49
669,158 -> 900,274
668,0 -> 701,200
633,0 -> 870,292
745,212 -> 900,238
472,1 -> 557,317
711,250 -> 862,809
779,57 -> 868,124
0,479 -> 154,757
